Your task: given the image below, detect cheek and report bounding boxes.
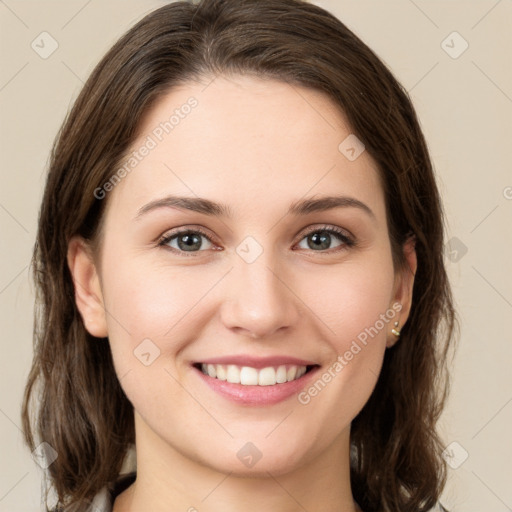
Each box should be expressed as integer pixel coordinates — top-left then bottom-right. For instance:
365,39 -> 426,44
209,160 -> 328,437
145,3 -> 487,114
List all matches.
99,254 -> 201,415
97,250 -> 189,385
308,253 -> 396,344
101,252 -> 206,340
295,254 -> 396,413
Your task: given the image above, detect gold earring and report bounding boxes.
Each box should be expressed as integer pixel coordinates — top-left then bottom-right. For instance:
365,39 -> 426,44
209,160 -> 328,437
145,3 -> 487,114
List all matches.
391,321 -> 401,337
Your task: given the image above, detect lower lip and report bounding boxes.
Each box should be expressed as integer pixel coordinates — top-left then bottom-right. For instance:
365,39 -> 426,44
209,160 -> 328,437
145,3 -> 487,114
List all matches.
192,365 -> 320,406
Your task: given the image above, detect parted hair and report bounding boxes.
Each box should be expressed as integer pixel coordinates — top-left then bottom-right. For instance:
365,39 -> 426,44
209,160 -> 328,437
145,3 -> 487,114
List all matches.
22,0 -> 457,510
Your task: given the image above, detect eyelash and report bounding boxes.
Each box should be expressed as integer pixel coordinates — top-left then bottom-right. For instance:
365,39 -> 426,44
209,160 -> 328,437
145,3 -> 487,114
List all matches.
157,224 -> 356,257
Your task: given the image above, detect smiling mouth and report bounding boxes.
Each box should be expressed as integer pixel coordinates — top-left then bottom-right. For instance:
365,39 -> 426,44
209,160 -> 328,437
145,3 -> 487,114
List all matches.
192,363 -> 318,386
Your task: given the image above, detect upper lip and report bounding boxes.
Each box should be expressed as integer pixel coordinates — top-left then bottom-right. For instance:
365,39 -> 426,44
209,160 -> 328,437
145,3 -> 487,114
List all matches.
193,355 -> 319,369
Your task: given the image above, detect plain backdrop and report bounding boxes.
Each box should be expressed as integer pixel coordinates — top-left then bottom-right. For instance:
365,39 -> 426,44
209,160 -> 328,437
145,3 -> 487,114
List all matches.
1,1 -> 511,511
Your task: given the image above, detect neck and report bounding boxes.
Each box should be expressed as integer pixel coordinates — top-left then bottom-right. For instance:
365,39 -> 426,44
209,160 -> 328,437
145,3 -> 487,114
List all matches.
114,415 -> 360,512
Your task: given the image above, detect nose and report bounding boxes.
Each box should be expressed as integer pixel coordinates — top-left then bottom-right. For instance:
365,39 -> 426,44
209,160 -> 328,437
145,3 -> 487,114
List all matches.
219,253 -> 300,339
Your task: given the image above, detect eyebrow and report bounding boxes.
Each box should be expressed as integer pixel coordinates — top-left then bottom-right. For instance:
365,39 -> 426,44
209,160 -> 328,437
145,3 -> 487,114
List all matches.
135,194 -> 375,220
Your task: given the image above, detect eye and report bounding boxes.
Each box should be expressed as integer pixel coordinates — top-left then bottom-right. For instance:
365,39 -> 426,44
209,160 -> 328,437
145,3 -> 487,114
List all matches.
296,225 -> 355,252
158,227 -> 215,256
157,224 -> 355,257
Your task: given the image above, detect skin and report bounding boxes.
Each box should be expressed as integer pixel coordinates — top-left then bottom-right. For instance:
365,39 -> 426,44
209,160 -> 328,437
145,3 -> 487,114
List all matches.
68,74 -> 416,512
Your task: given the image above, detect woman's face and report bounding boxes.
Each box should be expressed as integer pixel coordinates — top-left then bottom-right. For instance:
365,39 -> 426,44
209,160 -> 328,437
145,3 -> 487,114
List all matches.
70,75 -> 415,476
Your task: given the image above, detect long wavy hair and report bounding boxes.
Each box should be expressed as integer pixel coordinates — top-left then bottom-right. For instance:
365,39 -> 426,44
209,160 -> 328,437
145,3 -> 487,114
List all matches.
21,0 -> 457,510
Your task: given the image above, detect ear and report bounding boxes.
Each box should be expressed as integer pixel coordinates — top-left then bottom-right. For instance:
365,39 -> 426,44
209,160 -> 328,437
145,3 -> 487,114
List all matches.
67,236 -> 108,338
387,235 -> 417,348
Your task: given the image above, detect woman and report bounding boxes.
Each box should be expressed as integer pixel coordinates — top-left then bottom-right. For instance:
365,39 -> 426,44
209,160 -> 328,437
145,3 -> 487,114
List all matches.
22,0 -> 457,511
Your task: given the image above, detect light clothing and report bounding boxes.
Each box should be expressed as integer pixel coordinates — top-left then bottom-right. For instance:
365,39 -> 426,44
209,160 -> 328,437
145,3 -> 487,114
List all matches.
85,471 -> 449,512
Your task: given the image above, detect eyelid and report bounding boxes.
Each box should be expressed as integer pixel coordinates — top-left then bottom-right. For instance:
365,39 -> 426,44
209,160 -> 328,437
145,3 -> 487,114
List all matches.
156,225 -> 217,248
299,224 -> 354,242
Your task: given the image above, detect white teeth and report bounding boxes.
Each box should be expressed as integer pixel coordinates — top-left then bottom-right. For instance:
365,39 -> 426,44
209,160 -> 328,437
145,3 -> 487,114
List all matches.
258,367 -> 276,386
216,364 -> 227,381
287,366 -> 297,381
199,363 -> 310,385
276,365 -> 287,383
226,364 -> 241,383
207,364 -> 216,378
240,367 -> 259,385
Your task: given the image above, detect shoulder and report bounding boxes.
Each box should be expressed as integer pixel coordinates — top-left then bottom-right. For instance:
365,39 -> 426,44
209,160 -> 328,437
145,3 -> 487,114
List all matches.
365,503 -> 448,512
95,471 -> 136,512
52,472 -> 137,512
429,503 -> 449,512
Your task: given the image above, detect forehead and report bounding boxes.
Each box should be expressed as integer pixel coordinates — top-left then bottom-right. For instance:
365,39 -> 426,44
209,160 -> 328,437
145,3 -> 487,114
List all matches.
105,75 -> 384,221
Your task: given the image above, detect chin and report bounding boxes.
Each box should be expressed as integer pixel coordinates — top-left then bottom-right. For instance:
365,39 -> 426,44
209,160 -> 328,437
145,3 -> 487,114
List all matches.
192,437 -> 311,478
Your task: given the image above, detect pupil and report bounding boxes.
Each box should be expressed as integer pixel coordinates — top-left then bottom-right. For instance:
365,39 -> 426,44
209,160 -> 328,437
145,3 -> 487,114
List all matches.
179,233 -> 201,251
310,232 -> 330,250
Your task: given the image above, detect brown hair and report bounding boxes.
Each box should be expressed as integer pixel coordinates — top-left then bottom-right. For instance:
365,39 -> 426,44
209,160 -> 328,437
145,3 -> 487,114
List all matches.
22,0 -> 457,510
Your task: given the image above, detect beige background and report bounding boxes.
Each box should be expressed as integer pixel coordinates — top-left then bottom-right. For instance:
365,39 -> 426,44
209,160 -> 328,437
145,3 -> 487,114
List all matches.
1,1 -> 511,510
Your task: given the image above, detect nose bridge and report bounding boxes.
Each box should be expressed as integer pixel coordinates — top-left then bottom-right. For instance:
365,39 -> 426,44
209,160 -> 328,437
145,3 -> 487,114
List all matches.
221,239 -> 298,337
